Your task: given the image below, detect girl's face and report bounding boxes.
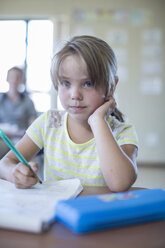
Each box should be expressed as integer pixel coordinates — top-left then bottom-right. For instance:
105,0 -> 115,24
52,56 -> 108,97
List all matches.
58,54 -> 106,122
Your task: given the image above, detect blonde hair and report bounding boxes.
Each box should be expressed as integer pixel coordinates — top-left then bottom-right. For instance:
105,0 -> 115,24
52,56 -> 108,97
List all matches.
51,35 -> 124,122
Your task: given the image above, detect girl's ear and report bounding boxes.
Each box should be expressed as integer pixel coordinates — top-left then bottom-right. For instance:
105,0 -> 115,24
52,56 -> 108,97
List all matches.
113,76 -> 118,94
113,76 -> 119,90
106,76 -> 119,98
115,75 -> 119,85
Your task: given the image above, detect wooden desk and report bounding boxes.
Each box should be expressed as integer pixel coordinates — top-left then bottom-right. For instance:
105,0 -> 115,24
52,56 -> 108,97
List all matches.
0,187 -> 165,248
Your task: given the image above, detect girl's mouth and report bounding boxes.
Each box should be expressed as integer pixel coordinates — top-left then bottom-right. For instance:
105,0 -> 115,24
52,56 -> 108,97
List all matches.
69,106 -> 86,112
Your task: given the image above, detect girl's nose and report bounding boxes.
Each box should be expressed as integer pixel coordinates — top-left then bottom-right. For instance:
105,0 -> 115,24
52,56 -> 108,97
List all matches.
71,87 -> 83,100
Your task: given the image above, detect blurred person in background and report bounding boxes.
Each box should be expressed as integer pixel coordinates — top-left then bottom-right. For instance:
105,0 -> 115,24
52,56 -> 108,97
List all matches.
0,66 -> 37,158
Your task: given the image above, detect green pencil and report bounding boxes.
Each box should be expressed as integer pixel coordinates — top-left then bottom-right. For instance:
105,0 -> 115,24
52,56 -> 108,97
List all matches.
0,128 -> 42,184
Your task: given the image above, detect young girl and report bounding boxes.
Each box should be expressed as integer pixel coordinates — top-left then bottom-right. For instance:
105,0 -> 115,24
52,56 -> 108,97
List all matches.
0,35 -> 138,192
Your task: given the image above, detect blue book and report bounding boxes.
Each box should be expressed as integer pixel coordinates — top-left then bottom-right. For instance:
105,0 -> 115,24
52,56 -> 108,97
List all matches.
55,189 -> 165,233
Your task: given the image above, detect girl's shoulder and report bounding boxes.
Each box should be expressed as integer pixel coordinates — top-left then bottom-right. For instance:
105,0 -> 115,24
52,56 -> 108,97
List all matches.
107,115 -> 135,133
107,115 -> 138,146
107,115 -> 123,130
42,109 -> 66,128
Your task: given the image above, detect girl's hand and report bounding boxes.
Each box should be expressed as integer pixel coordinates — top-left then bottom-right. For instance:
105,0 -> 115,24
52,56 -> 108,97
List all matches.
11,162 -> 39,188
88,96 -> 116,125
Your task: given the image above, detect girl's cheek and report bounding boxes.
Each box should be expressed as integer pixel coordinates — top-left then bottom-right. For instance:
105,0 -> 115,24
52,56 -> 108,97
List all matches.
58,91 -> 66,105
89,95 -> 105,109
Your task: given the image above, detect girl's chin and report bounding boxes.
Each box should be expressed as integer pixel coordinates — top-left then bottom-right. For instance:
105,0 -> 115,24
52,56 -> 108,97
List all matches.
68,112 -> 90,122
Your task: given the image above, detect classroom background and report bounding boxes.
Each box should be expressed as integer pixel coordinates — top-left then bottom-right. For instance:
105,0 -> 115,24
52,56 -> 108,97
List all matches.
0,0 -> 164,189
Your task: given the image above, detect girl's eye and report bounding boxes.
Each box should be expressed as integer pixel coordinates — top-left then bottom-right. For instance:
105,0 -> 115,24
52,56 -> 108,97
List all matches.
60,81 -> 70,87
84,81 -> 93,88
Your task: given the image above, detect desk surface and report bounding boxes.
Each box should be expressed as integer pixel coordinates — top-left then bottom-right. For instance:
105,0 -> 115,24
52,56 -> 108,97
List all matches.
0,186 -> 165,248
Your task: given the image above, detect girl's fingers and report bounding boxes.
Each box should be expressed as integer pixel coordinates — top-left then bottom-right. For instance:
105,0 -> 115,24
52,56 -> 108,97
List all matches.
88,96 -> 117,125
103,97 -> 116,114
12,163 -> 38,188
108,97 -> 116,113
29,162 -> 38,173
14,163 -> 33,176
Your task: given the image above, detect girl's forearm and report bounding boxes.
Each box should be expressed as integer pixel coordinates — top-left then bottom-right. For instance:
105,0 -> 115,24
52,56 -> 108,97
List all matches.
89,117 -> 137,192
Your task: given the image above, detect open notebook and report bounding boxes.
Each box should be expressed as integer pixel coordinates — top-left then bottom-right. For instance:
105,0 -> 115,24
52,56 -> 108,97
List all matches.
0,178 -> 83,233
